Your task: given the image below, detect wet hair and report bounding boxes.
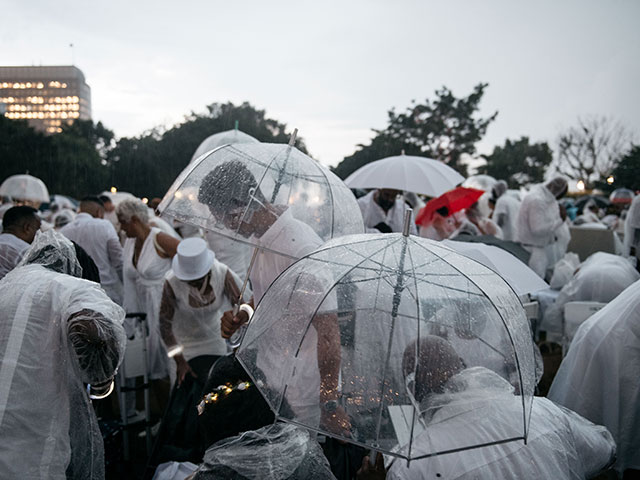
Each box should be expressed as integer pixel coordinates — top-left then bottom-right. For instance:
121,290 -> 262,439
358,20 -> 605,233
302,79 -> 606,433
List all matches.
491,180 -> 508,204
198,355 -> 291,449
546,177 -> 568,199
80,196 -> 105,207
2,205 -> 39,231
435,206 -> 449,217
116,198 -> 149,223
98,195 -> 113,205
197,161 -> 265,216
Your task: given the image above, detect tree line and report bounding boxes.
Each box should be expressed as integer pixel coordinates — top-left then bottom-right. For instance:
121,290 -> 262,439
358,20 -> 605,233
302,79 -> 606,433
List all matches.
0,90 -> 637,200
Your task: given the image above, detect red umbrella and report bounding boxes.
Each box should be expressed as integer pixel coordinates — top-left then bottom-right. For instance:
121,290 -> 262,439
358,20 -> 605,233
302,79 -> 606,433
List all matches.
416,186 -> 484,226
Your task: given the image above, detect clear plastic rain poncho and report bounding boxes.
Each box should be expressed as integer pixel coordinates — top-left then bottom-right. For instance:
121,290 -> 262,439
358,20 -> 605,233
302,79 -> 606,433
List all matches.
624,194 -> 640,257
541,252 -> 640,343
0,230 -> 126,479
549,280 -> 640,475
388,367 -> 615,480
193,423 -> 336,480
236,232 -> 537,462
190,129 -> 259,163
158,143 -> 365,260
0,173 -> 50,205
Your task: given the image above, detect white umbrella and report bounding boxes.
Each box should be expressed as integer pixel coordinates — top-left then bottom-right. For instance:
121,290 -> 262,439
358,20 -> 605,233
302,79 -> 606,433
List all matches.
190,129 -> 259,164
344,154 -> 464,198
441,240 -> 548,296
0,174 -> 50,204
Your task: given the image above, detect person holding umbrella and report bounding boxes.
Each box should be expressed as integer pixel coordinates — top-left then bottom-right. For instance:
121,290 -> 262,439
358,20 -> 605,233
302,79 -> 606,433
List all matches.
198,160 -> 349,433
358,189 -> 417,234
358,336 -> 616,479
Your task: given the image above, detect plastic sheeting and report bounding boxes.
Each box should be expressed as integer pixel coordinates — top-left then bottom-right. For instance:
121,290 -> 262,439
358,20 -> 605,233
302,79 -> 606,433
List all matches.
237,233 -> 537,462
18,229 -> 83,277
193,423 -> 337,480
541,252 -> 639,342
549,280 -> 640,474
492,194 -> 521,242
388,368 -> 615,480
0,263 -> 126,478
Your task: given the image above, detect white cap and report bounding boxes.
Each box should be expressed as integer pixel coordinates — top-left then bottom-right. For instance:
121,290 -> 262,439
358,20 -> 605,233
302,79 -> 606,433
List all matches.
172,237 -> 215,281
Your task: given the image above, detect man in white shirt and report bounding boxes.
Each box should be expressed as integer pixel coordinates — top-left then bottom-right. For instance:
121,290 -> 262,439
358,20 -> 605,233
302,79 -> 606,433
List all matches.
61,196 -> 124,304
0,205 -> 41,280
198,160 -> 347,434
359,189 -> 417,234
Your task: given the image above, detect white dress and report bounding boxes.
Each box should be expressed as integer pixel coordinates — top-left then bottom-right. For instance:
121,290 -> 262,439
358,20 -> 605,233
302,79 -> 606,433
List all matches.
123,227 -> 172,379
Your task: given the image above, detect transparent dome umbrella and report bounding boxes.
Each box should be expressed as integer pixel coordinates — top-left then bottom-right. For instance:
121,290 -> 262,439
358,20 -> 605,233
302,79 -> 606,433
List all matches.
462,174 -> 497,192
190,125 -> 259,164
0,174 -> 50,205
236,214 -> 537,463
344,153 -> 464,198
158,135 -> 365,339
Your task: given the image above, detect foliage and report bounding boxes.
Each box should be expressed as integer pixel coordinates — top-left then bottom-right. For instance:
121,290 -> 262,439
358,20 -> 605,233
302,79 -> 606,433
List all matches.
554,115 -> 634,189
599,145 -> 640,193
333,83 -> 497,179
108,101 -> 306,198
477,136 -> 553,188
0,116 -> 111,198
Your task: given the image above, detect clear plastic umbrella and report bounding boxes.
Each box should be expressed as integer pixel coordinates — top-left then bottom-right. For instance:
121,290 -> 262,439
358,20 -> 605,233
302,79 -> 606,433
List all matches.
190,128 -> 259,164
0,174 -> 50,205
236,215 -> 536,463
343,153 -> 464,198
158,140 -> 364,258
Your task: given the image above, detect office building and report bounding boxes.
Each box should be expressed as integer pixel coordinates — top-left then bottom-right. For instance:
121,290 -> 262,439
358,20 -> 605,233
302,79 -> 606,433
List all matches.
0,65 -> 91,133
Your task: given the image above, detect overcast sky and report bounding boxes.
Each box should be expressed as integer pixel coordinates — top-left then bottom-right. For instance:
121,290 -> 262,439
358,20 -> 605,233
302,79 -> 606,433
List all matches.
2,0 -> 639,169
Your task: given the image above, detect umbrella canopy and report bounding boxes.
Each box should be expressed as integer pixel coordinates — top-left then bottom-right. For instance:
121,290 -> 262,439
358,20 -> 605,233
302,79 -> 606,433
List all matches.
441,240 -> 548,295
0,174 -> 50,204
190,129 -> 259,164
343,154 -> 464,198
609,188 -> 635,205
415,187 -> 484,226
158,142 -> 364,258
575,195 -> 610,214
237,232 -> 536,463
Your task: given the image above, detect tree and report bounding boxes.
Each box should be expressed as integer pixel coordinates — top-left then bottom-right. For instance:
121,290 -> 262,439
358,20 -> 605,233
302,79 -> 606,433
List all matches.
333,83 -> 497,179
0,116 -> 111,198
554,116 -> 634,189
607,145 -> 640,193
477,137 -> 553,188
109,101 -> 306,198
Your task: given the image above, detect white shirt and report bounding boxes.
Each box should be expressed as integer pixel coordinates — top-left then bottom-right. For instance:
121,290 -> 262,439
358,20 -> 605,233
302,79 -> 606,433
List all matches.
61,212 -> 124,303
0,233 -> 29,280
251,208 -> 324,420
358,191 -> 417,234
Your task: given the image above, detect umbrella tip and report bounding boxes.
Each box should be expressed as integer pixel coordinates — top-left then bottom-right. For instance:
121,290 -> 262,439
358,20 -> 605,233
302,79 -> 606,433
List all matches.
288,128 -> 298,146
403,208 -> 413,236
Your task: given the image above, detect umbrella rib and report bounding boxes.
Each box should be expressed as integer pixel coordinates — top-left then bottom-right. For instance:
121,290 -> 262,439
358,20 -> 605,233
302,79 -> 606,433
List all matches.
412,239 -> 531,440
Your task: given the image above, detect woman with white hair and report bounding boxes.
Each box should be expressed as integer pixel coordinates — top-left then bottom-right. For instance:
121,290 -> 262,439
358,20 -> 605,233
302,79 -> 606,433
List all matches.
117,199 -> 180,385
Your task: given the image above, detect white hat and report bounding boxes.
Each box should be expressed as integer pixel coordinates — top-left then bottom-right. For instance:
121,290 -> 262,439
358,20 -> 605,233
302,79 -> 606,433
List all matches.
172,237 -> 215,281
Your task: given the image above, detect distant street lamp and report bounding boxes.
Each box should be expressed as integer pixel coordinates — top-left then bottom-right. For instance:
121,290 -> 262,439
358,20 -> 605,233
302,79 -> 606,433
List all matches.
576,180 -> 586,192
606,175 -> 614,185
110,186 -> 117,194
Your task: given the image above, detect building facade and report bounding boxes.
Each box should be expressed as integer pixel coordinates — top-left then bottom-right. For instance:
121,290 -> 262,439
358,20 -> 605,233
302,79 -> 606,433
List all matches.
0,65 -> 91,134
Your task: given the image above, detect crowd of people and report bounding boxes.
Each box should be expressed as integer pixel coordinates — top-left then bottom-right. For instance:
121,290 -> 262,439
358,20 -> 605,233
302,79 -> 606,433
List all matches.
0,166 -> 639,480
